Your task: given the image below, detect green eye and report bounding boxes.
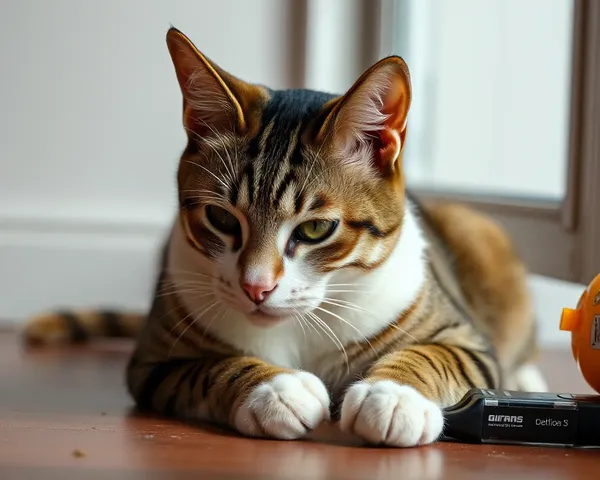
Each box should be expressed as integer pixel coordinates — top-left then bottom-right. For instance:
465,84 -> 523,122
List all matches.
205,205 -> 240,235
293,220 -> 337,243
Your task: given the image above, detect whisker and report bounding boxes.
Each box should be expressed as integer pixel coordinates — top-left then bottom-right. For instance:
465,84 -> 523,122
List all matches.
325,289 -> 375,294
207,150 -> 235,186
298,121 -> 336,198
303,164 -> 339,193
156,278 -> 215,295
306,310 -> 349,371
180,188 -> 228,200
181,188 -> 224,193
181,196 -> 229,209
201,304 -> 227,336
206,121 -> 237,185
157,283 -> 214,295
292,312 -> 307,339
165,269 -> 220,280
320,298 -> 373,315
387,322 -> 420,344
301,312 -> 322,338
183,188 -> 227,195
314,305 -> 376,357
160,278 -> 214,285
168,299 -> 220,357
189,119 -> 237,188
322,299 -> 419,343
165,294 -> 216,332
186,160 -> 229,191
155,289 -> 214,300
204,140 -> 235,185
184,194 -> 228,202
157,279 -> 214,289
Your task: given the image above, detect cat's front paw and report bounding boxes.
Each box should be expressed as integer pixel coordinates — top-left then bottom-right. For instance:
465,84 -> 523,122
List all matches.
340,380 -> 443,447
234,371 -> 330,440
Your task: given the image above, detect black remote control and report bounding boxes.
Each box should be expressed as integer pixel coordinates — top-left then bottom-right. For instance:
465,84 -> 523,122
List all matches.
442,388 -> 600,448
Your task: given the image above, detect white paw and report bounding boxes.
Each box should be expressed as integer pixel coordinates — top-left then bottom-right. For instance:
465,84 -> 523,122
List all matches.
234,371 -> 330,440
340,380 -> 444,447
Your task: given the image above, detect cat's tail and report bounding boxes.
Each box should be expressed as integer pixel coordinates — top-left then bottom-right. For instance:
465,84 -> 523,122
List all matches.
21,309 -> 143,346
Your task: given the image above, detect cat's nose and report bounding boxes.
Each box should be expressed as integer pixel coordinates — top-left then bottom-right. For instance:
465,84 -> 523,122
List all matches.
242,282 -> 278,304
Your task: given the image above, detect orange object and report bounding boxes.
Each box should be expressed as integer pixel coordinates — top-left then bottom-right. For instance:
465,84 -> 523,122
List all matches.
560,273 -> 600,394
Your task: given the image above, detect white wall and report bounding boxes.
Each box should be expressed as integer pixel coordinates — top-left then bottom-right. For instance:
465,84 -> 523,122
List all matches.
0,0 -> 582,351
0,0 -> 293,227
0,0 -> 295,318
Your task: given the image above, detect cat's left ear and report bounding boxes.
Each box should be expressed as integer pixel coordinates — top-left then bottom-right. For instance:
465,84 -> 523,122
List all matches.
317,56 -> 411,176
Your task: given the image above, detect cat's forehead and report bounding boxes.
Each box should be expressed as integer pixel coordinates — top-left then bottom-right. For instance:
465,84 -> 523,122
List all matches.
230,89 -> 340,220
260,89 -> 337,125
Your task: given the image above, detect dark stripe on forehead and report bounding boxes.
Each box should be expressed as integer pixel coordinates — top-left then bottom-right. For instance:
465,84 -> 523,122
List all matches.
247,135 -> 260,159
274,170 -> 297,206
259,128 -> 300,204
294,191 -> 306,214
346,219 -> 400,238
309,194 -> 328,211
261,89 -> 336,127
244,162 -> 255,204
290,140 -> 304,166
229,178 -> 240,205
244,89 -> 338,208
247,115 -> 274,161
256,129 -> 284,203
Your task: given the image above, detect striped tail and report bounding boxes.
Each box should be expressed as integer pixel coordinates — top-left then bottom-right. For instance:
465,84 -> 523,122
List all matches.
22,310 -> 143,346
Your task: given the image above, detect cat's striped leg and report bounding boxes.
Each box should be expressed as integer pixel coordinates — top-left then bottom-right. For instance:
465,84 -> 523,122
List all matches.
340,342 -> 500,447
127,354 -> 330,439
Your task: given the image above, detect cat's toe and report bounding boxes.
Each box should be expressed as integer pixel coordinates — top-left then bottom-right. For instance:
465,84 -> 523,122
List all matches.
234,371 -> 330,440
340,380 -> 443,447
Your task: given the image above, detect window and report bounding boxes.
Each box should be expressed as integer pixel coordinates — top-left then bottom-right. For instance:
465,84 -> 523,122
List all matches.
374,0 -> 600,284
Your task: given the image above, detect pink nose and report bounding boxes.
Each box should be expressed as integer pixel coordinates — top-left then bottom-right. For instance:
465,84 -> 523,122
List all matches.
242,282 -> 278,304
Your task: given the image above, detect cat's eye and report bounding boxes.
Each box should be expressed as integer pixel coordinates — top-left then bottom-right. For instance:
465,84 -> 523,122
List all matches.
205,205 -> 240,235
293,220 -> 337,244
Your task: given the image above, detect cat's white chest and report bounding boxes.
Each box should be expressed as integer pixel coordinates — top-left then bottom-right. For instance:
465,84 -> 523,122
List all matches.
207,311 -> 351,372
202,290 -> 409,379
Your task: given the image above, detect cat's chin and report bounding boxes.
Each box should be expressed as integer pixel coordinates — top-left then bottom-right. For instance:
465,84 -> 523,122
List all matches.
247,307 -> 297,328
247,312 -> 285,327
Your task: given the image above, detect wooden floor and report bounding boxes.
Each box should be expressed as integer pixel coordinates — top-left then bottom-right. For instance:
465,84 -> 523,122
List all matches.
0,330 -> 598,479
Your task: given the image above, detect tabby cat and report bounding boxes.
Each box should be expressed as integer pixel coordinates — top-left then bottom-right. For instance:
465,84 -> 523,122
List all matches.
23,27 -> 547,447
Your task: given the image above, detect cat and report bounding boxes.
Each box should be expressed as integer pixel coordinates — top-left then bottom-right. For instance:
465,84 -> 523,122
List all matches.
22,27 -> 547,447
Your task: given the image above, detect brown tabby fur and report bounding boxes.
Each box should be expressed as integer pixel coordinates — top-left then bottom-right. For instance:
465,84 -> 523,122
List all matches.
22,27 -> 540,443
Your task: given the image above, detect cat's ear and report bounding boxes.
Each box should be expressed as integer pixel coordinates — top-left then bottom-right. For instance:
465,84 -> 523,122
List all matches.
317,56 -> 411,176
166,27 -> 267,139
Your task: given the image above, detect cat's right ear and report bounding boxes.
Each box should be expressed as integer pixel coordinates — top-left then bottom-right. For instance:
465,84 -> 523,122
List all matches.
166,27 -> 267,139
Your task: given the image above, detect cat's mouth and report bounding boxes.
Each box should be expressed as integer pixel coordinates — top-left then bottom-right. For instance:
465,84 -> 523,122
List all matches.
247,306 -> 299,327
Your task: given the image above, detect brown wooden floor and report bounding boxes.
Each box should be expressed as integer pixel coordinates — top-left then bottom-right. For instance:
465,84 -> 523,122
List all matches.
0,330 -> 599,479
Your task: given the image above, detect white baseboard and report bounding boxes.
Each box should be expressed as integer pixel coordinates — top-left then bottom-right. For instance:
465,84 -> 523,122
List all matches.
0,215 -> 170,321
0,215 -> 583,350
